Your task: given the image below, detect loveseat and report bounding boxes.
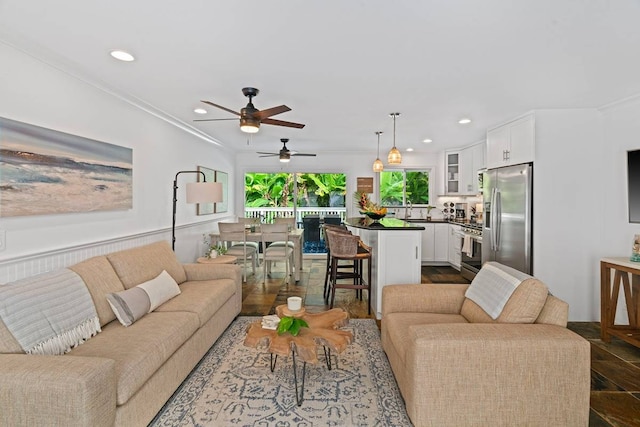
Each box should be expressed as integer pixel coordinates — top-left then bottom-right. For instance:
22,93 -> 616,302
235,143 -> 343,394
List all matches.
0,241 -> 242,427
381,262 -> 591,427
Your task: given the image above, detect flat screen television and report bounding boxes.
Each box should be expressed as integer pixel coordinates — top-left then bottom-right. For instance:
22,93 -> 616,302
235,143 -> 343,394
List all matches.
628,149 -> 640,223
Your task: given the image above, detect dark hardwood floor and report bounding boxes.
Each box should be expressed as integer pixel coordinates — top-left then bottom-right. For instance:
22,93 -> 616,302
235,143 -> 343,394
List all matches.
240,258 -> 640,427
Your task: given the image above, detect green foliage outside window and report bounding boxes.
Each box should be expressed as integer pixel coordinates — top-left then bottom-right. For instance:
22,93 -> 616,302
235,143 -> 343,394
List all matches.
244,173 -> 346,207
380,170 -> 430,206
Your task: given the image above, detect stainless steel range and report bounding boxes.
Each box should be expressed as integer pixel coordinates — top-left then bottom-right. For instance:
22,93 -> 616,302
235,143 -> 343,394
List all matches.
460,223 -> 482,281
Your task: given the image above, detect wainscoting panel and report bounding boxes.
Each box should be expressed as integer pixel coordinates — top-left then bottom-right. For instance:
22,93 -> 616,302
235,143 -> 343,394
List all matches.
0,230 -> 167,284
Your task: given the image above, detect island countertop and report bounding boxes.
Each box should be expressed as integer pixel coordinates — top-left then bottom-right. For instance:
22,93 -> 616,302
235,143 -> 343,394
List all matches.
344,217 -> 425,230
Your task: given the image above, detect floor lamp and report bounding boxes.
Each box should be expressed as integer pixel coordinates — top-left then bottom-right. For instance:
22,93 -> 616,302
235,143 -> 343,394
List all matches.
172,170 -> 223,251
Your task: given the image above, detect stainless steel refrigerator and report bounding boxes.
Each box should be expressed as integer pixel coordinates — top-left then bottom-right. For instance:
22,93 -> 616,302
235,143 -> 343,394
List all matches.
482,163 -> 533,274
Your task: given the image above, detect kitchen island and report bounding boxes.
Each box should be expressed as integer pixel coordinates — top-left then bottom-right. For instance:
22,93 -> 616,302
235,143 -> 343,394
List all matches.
345,217 -> 424,319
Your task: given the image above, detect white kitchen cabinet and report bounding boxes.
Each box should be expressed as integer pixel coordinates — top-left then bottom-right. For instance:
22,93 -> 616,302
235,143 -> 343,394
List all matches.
486,114 -> 534,169
448,224 -> 462,269
434,224 -> 449,262
420,223 -> 449,264
421,223 -> 435,262
445,151 -> 460,194
349,226 -> 422,319
459,142 -> 485,195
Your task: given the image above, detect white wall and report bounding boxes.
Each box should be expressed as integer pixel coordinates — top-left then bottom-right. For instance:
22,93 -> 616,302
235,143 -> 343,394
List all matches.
532,103 -> 640,321
0,41 -> 235,280
533,109 -> 604,321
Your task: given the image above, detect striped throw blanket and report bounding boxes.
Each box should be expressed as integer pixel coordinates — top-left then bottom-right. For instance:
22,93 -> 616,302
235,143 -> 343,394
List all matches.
464,262 -> 532,319
0,268 -> 101,355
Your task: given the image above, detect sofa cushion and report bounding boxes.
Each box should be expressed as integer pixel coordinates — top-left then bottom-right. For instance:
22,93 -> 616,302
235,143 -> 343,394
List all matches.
106,241 -> 187,289
464,262 -> 534,319
155,279 -> 236,327
461,278 -> 549,324
69,256 -> 126,326
535,294 -> 569,327
384,312 -> 468,366
68,311 -> 199,405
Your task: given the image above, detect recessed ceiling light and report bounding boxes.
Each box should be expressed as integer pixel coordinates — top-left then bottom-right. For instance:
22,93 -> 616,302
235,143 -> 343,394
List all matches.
406,148 -> 414,152
423,138 -> 433,143
194,108 -> 207,114
110,50 -> 135,62
458,118 -> 472,124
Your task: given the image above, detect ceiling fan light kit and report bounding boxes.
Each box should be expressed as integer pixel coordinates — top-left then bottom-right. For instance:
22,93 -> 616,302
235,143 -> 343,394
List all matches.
257,138 -> 316,162
240,116 -> 260,133
199,87 -> 305,134
373,131 -> 384,173
388,112 -> 402,165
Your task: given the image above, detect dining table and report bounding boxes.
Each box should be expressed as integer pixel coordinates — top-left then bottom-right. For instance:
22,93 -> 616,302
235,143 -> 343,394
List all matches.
210,228 -> 304,282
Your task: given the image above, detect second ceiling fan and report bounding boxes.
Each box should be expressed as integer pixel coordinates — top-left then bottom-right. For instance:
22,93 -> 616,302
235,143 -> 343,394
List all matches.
257,139 -> 316,163
197,87 -> 305,134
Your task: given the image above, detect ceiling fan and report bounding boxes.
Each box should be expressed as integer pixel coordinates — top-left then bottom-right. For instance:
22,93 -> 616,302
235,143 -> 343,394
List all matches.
196,87 -> 305,134
257,139 -> 317,163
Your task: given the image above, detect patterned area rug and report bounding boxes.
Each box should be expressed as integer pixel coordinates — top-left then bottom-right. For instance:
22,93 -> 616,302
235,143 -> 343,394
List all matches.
151,317 -> 412,426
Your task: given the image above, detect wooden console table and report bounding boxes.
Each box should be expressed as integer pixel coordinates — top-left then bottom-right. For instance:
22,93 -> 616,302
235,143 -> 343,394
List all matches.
600,257 -> 640,348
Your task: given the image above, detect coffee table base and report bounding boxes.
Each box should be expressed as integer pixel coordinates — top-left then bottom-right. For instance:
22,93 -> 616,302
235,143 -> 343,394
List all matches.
269,346 -> 334,406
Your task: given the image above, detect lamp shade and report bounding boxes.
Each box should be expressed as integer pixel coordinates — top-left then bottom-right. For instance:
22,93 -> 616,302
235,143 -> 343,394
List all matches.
186,182 -> 223,203
387,147 -> 402,165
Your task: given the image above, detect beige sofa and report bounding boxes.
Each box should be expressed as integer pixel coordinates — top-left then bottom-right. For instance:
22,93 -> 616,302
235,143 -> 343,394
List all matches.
382,271 -> 591,427
0,241 -> 242,427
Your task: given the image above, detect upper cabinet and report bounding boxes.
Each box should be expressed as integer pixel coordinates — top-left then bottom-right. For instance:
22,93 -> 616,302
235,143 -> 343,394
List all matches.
446,142 -> 485,195
486,113 -> 534,169
445,152 -> 460,194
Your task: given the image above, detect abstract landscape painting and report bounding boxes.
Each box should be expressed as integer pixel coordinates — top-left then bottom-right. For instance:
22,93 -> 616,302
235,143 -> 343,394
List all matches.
0,116 -> 132,217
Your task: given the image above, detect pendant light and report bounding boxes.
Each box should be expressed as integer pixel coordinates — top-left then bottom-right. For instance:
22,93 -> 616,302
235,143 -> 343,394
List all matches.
373,131 -> 384,172
388,112 -> 402,165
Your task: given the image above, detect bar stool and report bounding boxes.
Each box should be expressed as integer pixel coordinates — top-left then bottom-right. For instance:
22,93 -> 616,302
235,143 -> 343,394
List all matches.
324,229 -> 372,314
322,223 -> 352,301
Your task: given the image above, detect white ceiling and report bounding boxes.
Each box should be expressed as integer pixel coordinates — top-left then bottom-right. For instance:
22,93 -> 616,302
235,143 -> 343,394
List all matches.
1,0 -> 640,158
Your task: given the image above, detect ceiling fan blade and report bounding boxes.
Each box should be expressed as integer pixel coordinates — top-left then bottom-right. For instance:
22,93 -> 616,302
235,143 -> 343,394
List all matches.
258,154 -> 279,157
201,100 -> 240,116
261,118 -> 306,129
193,118 -> 238,122
292,153 -> 317,157
256,152 -> 278,155
254,105 -> 291,120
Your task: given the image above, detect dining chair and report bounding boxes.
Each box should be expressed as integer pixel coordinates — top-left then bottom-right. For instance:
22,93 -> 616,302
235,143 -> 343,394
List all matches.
269,216 -> 296,249
236,217 -> 261,264
260,223 -> 294,284
218,222 -> 257,282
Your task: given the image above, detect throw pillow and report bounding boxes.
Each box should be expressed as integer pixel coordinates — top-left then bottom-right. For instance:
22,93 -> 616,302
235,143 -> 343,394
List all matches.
137,270 -> 181,311
107,270 -> 181,326
107,287 -> 151,327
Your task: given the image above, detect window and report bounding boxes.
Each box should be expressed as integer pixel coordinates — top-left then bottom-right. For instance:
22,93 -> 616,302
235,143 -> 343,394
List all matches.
380,169 -> 430,206
244,172 -> 346,207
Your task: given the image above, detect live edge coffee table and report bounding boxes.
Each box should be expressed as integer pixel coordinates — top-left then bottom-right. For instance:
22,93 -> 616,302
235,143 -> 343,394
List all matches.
243,305 -> 353,406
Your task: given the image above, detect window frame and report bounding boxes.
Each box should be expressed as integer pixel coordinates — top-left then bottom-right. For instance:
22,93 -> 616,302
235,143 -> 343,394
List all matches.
379,167 -> 433,207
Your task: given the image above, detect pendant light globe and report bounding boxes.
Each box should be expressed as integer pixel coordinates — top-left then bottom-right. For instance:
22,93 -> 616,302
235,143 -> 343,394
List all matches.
373,131 -> 384,172
388,113 -> 402,165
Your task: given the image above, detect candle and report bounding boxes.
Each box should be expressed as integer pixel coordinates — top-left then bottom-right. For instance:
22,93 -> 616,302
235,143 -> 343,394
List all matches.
287,296 -> 302,312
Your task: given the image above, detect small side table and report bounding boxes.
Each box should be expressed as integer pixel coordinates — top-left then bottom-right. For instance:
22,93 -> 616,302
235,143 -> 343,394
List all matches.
197,255 -> 237,265
601,257 -> 640,348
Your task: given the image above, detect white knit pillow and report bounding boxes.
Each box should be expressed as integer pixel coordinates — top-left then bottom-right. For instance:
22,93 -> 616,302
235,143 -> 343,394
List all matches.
107,270 -> 181,326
